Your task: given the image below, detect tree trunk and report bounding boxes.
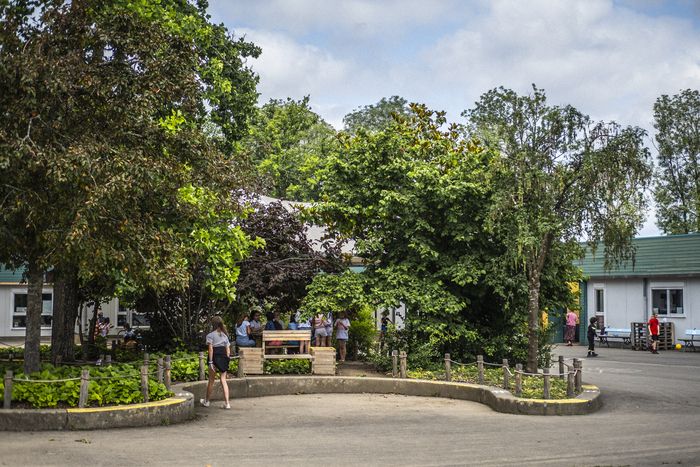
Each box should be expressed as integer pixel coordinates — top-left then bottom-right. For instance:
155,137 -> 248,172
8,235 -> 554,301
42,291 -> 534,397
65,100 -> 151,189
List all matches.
51,265 -> 79,364
526,270 -> 541,373
24,262 -> 44,374
87,300 -> 100,347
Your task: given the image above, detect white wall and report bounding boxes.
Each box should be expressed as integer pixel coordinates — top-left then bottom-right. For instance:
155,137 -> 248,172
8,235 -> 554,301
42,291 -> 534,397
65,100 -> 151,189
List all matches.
586,276 -> 700,341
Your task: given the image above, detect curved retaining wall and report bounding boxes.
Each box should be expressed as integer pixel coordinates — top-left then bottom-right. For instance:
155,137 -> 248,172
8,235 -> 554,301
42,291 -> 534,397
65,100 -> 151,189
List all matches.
180,376 -> 601,416
0,391 -> 194,431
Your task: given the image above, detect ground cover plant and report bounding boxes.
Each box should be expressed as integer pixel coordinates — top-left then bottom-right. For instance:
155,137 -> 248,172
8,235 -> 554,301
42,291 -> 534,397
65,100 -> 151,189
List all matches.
0,362 -> 170,408
406,365 -> 573,400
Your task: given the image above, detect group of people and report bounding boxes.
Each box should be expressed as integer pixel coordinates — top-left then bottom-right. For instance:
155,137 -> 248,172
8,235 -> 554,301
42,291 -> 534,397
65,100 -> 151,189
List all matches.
566,309 -> 663,357
234,310 -> 351,361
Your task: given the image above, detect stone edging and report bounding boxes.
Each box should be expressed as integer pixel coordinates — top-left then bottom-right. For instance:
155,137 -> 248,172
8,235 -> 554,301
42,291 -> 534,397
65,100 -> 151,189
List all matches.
0,391 -> 194,431
180,376 -> 602,416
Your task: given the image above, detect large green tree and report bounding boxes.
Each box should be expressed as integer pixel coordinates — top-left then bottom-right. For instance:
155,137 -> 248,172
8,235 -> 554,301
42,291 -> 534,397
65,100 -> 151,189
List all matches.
653,89 -> 700,234
242,96 -> 337,201
0,0 -> 259,370
316,105 -> 576,363
466,86 -> 652,371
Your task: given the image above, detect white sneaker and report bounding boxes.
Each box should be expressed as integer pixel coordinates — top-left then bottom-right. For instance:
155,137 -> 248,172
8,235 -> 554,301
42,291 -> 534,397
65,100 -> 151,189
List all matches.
200,399 -> 210,407
223,403 -> 231,409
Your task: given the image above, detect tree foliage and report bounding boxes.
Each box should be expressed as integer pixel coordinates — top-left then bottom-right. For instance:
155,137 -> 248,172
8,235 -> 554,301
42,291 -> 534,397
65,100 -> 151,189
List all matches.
242,97 -> 337,201
0,0 -> 259,369
653,89 -> 700,234
466,86 -> 652,371
342,96 -> 413,134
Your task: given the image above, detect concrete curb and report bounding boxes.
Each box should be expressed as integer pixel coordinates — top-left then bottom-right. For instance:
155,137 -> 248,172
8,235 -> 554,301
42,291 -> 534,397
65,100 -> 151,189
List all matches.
0,391 -> 195,431
180,376 -> 602,416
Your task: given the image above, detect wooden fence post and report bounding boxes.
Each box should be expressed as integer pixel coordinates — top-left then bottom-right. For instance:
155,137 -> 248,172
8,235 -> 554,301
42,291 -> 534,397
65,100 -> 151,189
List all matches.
199,352 -> 205,381
237,356 -> 245,378
502,358 -> 509,389
574,358 -> 582,393
514,364 -> 522,397
79,369 -> 90,408
8,350 -> 13,362
391,350 -> 398,378
141,365 -> 149,403
444,353 -> 451,382
157,357 -> 164,383
477,355 -> 484,385
144,352 -> 150,367
399,351 -> 407,379
567,370 -> 575,397
164,355 -> 172,391
558,355 -> 565,380
3,370 -> 12,409
543,368 -> 550,400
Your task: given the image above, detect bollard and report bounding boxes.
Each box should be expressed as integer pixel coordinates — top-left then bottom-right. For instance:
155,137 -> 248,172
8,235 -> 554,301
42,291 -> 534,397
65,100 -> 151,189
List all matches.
477,355 -> 484,385
79,369 -> 90,408
399,351 -> 407,379
567,370 -> 575,397
543,368 -> 550,400
558,355 -> 565,380
199,352 -> 206,381
157,357 -> 164,383
514,364 -> 523,397
105,355 -> 112,366
444,353 -> 451,382
574,358 -> 582,393
502,358 -> 509,389
164,355 -> 172,391
3,370 -> 13,409
391,350 -> 398,378
140,365 -> 149,403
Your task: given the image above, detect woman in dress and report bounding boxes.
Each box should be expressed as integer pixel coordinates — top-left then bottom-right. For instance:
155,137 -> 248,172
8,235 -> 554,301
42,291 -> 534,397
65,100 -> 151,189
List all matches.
200,316 -> 231,409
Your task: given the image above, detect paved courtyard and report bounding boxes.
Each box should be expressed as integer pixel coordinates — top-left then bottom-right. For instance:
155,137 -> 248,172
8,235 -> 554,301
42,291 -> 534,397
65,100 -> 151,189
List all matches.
1,345 -> 699,466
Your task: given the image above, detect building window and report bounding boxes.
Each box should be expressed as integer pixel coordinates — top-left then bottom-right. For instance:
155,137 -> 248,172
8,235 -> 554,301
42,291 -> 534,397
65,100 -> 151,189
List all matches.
131,312 -> 149,327
593,288 -> 605,329
652,288 -> 684,315
117,303 -> 129,327
12,292 -> 53,328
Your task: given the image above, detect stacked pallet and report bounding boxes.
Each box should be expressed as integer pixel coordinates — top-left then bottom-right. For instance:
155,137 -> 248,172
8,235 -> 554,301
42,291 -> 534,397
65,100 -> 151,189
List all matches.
630,321 -> 675,351
658,322 -> 675,350
239,347 -> 264,375
311,347 -> 336,375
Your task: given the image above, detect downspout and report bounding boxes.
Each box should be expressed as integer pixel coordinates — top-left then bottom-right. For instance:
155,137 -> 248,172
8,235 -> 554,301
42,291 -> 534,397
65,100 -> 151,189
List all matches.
579,280 -> 588,345
643,277 -> 649,322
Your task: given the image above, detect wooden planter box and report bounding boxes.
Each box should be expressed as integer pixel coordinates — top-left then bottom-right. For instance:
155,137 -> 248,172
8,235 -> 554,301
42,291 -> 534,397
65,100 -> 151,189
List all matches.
310,347 -> 336,375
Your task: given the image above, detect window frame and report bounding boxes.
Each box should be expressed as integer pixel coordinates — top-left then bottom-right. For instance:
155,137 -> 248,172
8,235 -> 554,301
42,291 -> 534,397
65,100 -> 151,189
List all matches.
592,285 -> 606,329
651,286 -> 685,316
11,289 -> 54,329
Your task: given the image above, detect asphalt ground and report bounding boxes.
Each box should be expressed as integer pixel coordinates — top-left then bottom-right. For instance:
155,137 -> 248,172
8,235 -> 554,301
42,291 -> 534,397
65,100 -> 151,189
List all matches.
1,345 -> 699,466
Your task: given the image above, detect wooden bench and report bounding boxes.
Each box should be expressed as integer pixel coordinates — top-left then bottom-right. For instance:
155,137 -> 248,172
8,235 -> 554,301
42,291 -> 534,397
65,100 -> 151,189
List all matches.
679,329 -> 700,352
598,328 -> 631,348
262,330 -> 311,359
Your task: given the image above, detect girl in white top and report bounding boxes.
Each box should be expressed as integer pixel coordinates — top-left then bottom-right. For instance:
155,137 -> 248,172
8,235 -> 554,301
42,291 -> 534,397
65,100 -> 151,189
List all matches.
201,316 -> 231,409
334,312 -> 351,362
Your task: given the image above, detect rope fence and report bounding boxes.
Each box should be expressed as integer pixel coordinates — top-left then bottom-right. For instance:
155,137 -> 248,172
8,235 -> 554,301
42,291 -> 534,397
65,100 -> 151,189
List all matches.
1,350 -> 243,410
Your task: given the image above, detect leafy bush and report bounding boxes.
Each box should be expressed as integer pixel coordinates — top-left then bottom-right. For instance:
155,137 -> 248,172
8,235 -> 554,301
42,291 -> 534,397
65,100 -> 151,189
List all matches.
264,359 -> 311,375
0,363 -> 171,408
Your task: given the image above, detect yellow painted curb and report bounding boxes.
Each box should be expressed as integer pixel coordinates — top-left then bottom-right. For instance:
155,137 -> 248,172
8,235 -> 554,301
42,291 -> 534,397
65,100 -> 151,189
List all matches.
66,396 -> 187,413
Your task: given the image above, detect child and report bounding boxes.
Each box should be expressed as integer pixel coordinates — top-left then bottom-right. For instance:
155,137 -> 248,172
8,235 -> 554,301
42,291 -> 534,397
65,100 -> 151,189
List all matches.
201,316 -> 231,409
587,316 -> 599,357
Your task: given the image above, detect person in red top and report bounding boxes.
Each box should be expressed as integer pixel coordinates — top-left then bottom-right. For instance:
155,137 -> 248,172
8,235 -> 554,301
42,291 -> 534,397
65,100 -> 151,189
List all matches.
648,313 -> 660,354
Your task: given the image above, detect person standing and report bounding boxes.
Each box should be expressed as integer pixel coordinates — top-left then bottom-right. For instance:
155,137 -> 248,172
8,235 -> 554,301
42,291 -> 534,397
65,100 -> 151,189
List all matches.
565,309 -> 578,346
587,316 -> 599,357
201,316 -> 231,409
334,312 -> 351,362
313,312 -> 327,347
648,313 -> 660,354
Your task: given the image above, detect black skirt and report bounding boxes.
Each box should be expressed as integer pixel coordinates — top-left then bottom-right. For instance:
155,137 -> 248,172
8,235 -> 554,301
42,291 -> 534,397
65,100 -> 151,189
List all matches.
212,346 -> 230,373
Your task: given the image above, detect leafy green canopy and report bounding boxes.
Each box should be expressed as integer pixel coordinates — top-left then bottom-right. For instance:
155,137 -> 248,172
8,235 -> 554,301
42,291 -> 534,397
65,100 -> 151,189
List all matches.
467,86 -> 652,370
315,105 -> 574,362
653,89 -> 700,234
241,96 -> 337,201
343,96 -> 414,134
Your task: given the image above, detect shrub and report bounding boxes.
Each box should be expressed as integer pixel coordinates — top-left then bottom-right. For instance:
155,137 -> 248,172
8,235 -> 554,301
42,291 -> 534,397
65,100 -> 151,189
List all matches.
264,359 -> 311,375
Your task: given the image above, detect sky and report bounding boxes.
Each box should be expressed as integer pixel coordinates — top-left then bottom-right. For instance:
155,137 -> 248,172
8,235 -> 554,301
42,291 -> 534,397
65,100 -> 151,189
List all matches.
208,0 -> 700,236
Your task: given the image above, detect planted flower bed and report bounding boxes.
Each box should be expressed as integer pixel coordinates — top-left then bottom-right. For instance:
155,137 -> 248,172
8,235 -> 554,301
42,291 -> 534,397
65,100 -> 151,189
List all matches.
406,365 -> 574,400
